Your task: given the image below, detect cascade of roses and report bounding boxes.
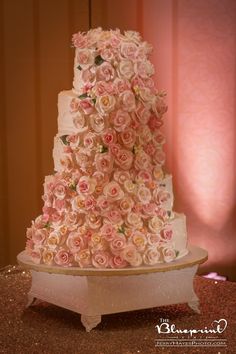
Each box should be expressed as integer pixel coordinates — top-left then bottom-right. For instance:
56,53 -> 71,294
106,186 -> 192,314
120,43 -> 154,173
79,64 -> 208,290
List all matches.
26,28 -> 177,268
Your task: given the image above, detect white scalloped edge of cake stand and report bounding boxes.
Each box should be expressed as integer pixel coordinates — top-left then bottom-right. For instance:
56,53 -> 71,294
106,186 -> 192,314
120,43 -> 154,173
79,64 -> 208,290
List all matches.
17,245 -> 207,332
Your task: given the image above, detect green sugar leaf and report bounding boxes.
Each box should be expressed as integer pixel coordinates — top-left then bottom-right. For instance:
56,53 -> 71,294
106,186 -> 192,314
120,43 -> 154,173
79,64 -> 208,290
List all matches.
60,135 -> 69,145
78,93 -> 88,99
95,55 -> 105,66
77,65 -> 82,71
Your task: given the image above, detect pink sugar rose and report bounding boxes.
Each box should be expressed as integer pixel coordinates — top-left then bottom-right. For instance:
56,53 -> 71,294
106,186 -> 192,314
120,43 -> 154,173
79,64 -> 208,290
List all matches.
126,212 -> 143,229
51,211 -> 64,224
144,142 -> 156,156
134,60 -> 154,78
155,95 -> 168,117
53,182 -> 67,200
139,87 -> 156,104
95,153 -> 114,174
102,128 -> 117,146
97,196 -> 111,211
31,249 -> 42,264
93,81 -> 107,96
84,132 -> 96,149
103,181 -> 124,201
93,171 -> 109,188
79,98 -> 94,115
118,59 -> 134,79
148,114 -> 163,130
114,78 -> 131,94
67,133 -> 80,148
65,211 -> 82,229
54,249 -> 72,266
42,249 -> 55,265
110,255 -> 128,269
101,223 -> 116,241
115,149 -> 133,170
104,210 -> 122,224
84,196 -> 97,210
100,47 -> 114,61
92,251 -> 110,268
148,216 -> 163,233
77,176 -> 97,195
134,151 -> 151,170
90,114 -> 105,133
70,98 -> 80,113
110,33 -> 121,48
124,30 -> 142,44
121,245 -> 142,267
71,195 -> 85,213
137,186 -> 152,205
81,68 -> 96,84
119,196 -> 134,214
160,227 -> 173,241
162,247 -> 176,263
96,62 -> 115,81
147,233 -> 160,246
32,228 -> 47,245
154,190 -> 171,204
72,32 -> 87,48
53,199 -> 67,212
120,41 -> 138,60
76,49 -> 94,65
136,102 -> 151,124
114,170 -> 131,184
137,125 -> 152,145
137,170 -> 152,183
143,247 -> 161,265
120,128 -> 136,148
119,90 -> 136,112
153,132 -> 165,145
155,207 -> 168,220
142,203 -> 157,217
154,150 -> 166,165
66,232 -> 85,254
111,109 -> 131,132
75,151 -> 89,168
95,94 -> 116,115
75,249 -> 92,267
110,235 -> 126,255
34,214 -> 48,228
110,143 -> 121,156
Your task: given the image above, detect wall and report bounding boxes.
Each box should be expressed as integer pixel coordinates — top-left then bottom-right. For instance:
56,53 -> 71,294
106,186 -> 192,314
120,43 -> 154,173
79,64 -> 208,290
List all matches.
0,0 -> 236,279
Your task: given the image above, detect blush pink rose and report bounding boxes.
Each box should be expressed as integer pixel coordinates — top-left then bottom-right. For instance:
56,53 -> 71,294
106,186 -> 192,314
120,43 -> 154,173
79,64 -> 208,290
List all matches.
92,251 -> 110,268
53,183 -> 67,200
110,235 -> 126,255
115,149 -> 133,170
76,49 -> 93,65
103,181 -> 124,201
101,223 -> 116,241
81,68 -> 96,84
154,150 -> 166,165
118,59 -> 134,79
162,247 -> 176,262
148,114 -> 163,130
136,102 -> 151,124
77,176 -> 97,195
104,210 -> 122,224
31,249 -> 42,264
147,233 -> 160,246
97,196 -> 111,211
79,98 -> 94,115
114,78 -> 131,94
120,41 -> 138,60
134,60 -> 154,78
153,132 -> 166,145
119,196 -> 134,214
154,190 -> 171,204
110,143 -> 121,156
70,98 -> 80,113
84,132 -> 96,149
54,249 -> 72,266
120,245 -> 142,267
32,228 -> 47,245
100,47 -> 114,61
90,114 -> 105,133
114,170 -> 131,184
96,62 -> 115,81
144,142 -> 156,156
137,170 -> 152,184
84,196 -> 97,210
110,255 -> 128,269
160,227 -> 173,241
111,109 -> 131,132
134,151 -> 151,170
137,186 -> 152,205
95,153 -> 114,174
66,232 -> 85,254
119,90 -> 136,112
142,203 -> 157,217
95,95 -> 116,115
72,32 -> 87,48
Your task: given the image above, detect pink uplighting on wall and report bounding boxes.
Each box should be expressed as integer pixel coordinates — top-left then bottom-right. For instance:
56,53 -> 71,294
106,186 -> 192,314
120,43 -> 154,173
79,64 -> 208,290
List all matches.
142,0 -> 236,273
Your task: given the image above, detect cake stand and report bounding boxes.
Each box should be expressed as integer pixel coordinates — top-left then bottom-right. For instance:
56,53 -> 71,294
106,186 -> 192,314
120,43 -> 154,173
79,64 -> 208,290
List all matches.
17,245 -> 207,332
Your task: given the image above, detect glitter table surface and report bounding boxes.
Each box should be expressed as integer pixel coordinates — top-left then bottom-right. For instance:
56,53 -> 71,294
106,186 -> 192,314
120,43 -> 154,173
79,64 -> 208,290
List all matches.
0,265 -> 235,354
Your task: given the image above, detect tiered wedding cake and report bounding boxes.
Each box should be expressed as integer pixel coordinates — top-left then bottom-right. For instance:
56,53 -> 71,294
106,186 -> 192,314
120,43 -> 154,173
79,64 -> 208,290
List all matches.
26,28 -> 188,268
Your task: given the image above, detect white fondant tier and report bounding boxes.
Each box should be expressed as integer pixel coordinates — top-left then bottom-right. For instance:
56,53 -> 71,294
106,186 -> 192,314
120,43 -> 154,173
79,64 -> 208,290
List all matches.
170,213 -> 188,259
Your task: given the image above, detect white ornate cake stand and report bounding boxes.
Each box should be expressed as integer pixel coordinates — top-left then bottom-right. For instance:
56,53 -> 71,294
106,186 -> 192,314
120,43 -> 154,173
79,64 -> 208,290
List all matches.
17,245 -> 207,332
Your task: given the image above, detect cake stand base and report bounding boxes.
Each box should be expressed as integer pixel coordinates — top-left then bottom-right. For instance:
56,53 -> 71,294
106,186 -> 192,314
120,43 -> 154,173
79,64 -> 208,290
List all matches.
17,245 -> 207,332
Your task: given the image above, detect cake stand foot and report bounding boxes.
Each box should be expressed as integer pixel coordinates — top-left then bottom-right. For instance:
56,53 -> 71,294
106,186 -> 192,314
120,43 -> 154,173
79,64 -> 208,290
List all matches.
26,294 -> 43,308
81,314 -> 102,332
188,297 -> 200,314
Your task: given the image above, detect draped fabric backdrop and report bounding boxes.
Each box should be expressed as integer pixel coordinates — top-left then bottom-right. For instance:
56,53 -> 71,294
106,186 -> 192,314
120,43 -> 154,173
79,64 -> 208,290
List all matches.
0,0 -> 235,279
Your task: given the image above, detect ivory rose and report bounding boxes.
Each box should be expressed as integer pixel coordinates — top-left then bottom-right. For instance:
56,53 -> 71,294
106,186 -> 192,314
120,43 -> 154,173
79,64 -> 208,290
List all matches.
90,114 -> 105,132
137,186 -> 152,204
121,245 -> 142,267
134,60 -> 154,78
162,247 -> 176,263
154,149 -> 166,165
120,41 -> 138,60
118,59 -> 134,79
70,98 -> 80,113
119,196 -> 134,214
143,247 -> 160,265
147,233 -> 160,246
95,95 -> 116,115
126,212 -> 143,229
148,216 -> 163,233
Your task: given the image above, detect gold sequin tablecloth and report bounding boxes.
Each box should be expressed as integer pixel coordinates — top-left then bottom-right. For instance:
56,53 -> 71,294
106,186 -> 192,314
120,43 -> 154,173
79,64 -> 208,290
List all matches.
0,265 -> 235,354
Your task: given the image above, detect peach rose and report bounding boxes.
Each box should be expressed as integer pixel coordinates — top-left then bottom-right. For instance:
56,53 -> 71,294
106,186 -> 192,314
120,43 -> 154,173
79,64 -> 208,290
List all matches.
92,251 -> 110,268
121,245 -> 142,267
71,195 -> 85,213
148,216 -> 163,233
134,151 -> 151,170
148,114 -> 163,130
111,109 -> 131,132
137,186 -> 152,205
95,94 -> 116,115
97,196 -> 111,211
137,125 -> 152,145
120,128 -> 136,148
126,212 -> 143,229
42,249 -> 55,265
95,153 -> 114,174
46,231 -> 61,249
119,90 -> 136,112
132,231 -> 147,252
114,170 -> 131,184
75,248 -> 92,267
104,209 -> 122,224
90,113 -> 105,132
54,249 -> 72,266
153,166 -> 164,180
103,181 -> 124,201
101,223 -> 116,241
124,180 -> 137,194
119,196 -> 134,214
143,247 -> 161,265
118,59 -> 134,79
66,232 -> 85,254
96,62 -> 115,81
115,149 -> 133,170
142,203 -> 157,217
86,212 -> 102,229
136,170 -> 152,184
